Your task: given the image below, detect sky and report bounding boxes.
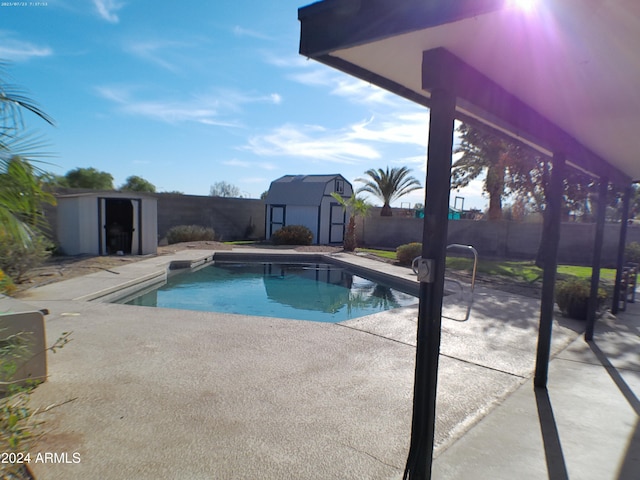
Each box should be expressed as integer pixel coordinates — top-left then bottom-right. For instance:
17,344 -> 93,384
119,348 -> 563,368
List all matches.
1,0 -> 487,210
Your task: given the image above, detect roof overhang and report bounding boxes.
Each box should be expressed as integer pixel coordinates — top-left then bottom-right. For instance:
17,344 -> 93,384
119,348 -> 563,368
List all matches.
299,0 -> 640,186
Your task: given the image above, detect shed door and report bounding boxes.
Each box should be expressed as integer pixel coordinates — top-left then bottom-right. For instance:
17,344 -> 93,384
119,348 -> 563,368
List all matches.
329,203 -> 345,244
269,205 -> 285,237
99,198 -> 142,255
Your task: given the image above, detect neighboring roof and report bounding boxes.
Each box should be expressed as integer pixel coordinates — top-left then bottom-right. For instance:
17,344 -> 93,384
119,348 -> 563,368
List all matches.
266,174 -> 351,205
299,0 -> 640,185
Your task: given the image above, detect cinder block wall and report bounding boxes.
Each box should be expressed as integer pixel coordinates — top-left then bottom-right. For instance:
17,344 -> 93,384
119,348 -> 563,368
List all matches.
358,208 -> 640,265
155,194 -> 265,242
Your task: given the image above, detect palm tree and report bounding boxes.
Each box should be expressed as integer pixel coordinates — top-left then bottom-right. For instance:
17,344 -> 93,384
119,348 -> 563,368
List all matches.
331,192 -> 370,251
356,166 -> 422,216
1,65 -> 55,244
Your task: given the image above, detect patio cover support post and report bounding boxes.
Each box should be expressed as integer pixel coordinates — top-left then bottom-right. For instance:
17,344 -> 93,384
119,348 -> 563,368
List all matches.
404,88 -> 456,480
585,179 -> 609,340
612,186 -> 632,314
534,152 -> 565,389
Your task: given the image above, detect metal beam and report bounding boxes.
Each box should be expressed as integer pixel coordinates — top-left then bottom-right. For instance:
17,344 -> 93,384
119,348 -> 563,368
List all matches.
612,186 -> 633,314
534,153 -> 565,389
585,179 -> 609,340
403,87 -> 456,480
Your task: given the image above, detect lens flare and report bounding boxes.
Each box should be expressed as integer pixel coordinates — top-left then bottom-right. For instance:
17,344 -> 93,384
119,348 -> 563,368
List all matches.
509,0 -> 537,12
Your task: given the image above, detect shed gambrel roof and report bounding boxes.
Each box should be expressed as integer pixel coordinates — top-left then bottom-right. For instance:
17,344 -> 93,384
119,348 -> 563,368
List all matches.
265,174 -> 350,206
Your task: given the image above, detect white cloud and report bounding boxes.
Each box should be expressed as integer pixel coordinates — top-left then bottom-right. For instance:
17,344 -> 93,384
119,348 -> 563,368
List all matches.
232,26 -> 271,40
93,0 -> 125,23
270,93 -> 282,105
95,85 -> 238,126
243,109 -> 431,165
262,52 -> 310,69
244,123 -> 381,164
346,112 -> 430,147
224,159 -> 279,170
284,59 -> 398,107
0,34 -> 52,61
125,40 -> 188,72
331,78 -> 396,106
95,85 -> 280,126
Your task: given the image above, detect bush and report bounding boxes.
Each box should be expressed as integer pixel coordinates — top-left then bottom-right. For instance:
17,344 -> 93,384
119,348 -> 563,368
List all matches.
0,232 -> 52,283
555,278 -> 608,320
396,242 -> 423,266
271,225 -> 313,246
166,225 -> 217,244
0,268 -> 16,296
1,330 -> 71,478
625,242 -> 640,264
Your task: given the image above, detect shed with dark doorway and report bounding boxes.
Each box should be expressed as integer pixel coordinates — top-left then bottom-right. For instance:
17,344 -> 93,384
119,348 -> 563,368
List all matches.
265,174 -> 353,245
56,192 -> 157,255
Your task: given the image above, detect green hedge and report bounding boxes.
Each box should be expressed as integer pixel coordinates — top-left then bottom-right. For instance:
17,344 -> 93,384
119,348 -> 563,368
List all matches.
555,278 -> 608,320
396,242 -> 422,266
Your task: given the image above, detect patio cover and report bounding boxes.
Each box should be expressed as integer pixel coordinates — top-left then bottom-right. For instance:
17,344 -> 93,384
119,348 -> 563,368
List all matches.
299,0 -> 640,183
299,1 -> 640,479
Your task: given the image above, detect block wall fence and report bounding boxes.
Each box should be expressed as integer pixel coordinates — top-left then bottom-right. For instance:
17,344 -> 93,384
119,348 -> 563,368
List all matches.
357,207 -> 640,266
44,191 -> 640,265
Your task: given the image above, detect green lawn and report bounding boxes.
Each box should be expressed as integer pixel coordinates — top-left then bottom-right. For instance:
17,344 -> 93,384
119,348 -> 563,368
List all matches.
356,248 -> 617,284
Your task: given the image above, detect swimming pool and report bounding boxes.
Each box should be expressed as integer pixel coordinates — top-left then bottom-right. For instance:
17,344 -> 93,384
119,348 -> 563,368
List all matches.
120,261 -> 417,322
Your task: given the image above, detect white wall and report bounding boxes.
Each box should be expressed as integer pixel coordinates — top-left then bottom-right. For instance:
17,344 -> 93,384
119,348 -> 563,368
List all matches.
78,196 -> 99,254
285,206 -> 319,243
140,198 -> 158,254
56,198 -> 81,255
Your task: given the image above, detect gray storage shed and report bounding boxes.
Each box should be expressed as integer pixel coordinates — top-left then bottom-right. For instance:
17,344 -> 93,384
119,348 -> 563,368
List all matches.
56,192 -> 158,256
265,174 -> 353,244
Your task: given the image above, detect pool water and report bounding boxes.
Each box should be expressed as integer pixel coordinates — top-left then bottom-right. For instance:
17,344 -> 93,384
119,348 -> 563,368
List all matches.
122,262 -> 417,322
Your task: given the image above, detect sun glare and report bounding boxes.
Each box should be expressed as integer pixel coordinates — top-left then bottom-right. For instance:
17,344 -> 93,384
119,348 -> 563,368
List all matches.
508,0 -> 537,13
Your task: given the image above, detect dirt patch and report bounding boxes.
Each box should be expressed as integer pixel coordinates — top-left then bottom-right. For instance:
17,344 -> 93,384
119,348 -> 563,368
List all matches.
13,242 -> 343,296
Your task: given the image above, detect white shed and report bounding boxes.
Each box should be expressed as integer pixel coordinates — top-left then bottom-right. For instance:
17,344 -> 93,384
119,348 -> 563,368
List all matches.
56,192 -> 157,255
265,174 -> 353,244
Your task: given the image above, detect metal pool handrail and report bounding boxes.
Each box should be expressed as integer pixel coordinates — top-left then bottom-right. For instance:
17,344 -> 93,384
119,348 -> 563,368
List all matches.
412,243 -> 478,322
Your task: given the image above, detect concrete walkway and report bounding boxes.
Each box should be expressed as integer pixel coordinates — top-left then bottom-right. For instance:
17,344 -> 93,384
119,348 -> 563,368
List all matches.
433,298 -> 640,479
13,249 -> 639,479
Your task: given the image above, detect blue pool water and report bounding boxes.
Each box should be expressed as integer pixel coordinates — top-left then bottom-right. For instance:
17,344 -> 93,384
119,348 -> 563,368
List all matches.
122,262 -> 417,322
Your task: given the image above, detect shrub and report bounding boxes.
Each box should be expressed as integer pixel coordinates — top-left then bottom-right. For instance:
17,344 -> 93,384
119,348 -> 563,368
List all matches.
625,242 -> 640,264
166,225 -> 217,244
0,268 -> 16,296
0,232 -> 52,283
1,330 -> 71,478
555,278 -> 608,320
396,242 -> 423,266
271,225 -> 313,246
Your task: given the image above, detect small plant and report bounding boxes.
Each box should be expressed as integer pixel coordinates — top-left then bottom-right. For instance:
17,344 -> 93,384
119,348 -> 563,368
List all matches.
1,330 -> 72,478
0,268 -> 16,296
625,241 -> 640,264
271,225 -> 313,246
396,242 -> 423,266
555,278 -> 608,320
166,225 -> 217,244
0,231 -> 52,284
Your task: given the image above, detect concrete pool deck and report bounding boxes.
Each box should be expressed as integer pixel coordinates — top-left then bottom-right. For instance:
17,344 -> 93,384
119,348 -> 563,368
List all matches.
14,248 -> 640,479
